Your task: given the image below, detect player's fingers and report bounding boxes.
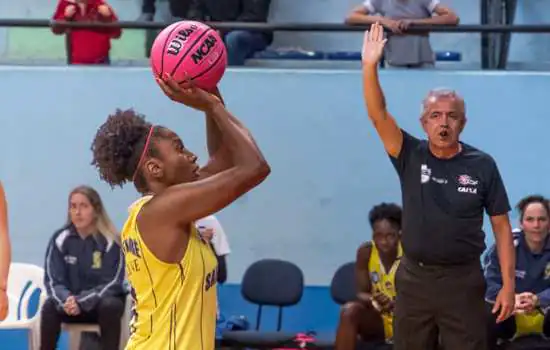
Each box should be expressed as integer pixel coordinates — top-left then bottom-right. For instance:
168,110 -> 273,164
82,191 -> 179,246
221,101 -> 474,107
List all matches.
156,77 -> 174,95
497,303 -> 511,323
163,73 -> 183,92
372,22 -> 379,41
492,300 -> 500,314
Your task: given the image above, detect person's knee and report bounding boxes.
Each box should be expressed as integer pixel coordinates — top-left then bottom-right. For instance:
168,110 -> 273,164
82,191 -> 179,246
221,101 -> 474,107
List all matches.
97,296 -> 125,319
224,30 -> 250,49
41,297 -> 60,316
340,301 -> 366,324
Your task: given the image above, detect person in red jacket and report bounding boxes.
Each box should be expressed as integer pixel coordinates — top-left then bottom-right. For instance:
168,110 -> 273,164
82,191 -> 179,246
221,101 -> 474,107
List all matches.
51,0 -> 122,65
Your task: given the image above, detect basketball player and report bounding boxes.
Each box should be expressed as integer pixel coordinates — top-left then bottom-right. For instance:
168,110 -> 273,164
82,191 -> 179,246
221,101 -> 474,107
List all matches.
335,203 -> 402,349
0,182 -> 10,321
90,75 -> 270,349
361,23 -> 515,350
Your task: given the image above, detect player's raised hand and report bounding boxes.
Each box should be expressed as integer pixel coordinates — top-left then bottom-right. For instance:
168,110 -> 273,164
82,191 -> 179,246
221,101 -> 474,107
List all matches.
362,22 -> 387,66
156,74 -> 221,112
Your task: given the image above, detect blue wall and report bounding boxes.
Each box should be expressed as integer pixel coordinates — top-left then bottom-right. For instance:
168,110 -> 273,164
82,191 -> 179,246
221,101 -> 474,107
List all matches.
2,0 -> 550,65
0,67 -> 548,287
1,66 -> 550,348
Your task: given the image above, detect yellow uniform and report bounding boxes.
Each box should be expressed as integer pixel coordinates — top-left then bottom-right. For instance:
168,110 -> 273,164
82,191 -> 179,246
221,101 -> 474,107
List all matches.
121,196 -> 218,350
515,311 -> 544,338
368,242 -> 403,340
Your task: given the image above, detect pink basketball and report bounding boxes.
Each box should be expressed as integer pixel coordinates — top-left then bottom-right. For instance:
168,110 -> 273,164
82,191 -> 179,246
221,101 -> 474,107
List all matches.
150,20 -> 227,90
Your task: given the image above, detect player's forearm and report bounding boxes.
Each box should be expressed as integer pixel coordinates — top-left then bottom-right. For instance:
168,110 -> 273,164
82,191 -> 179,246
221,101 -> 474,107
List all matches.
362,63 -> 389,123
204,89 -> 226,157
0,232 -> 9,291
206,102 -> 269,170
494,228 -> 515,289
346,13 -> 387,26
0,187 -> 10,291
411,14 -> 459,26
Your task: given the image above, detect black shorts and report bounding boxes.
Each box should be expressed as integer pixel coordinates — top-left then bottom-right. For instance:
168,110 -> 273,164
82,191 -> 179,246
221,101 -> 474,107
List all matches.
393,256 -> 487,350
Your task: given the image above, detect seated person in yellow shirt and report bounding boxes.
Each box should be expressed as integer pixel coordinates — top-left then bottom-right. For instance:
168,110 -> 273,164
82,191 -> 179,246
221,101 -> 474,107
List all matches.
485,195 -> 550,348
335,203 -> 403,350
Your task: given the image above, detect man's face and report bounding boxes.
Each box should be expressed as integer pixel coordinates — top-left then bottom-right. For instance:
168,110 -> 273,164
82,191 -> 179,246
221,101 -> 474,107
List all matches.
421,95 -> 466,150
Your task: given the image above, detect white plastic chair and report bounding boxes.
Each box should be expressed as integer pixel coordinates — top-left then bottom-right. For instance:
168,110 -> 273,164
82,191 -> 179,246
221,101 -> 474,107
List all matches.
61,293 -> 131,350
0,262 -> 46,350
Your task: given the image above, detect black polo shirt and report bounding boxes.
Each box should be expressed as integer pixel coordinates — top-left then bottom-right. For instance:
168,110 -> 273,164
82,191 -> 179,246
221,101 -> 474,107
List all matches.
390,130 -> 511,265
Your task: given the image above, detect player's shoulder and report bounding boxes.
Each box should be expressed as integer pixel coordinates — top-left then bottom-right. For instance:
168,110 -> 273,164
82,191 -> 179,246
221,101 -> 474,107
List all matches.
460,142 -> 497,165
50,225 -> 73,251
400,129 -> 429,153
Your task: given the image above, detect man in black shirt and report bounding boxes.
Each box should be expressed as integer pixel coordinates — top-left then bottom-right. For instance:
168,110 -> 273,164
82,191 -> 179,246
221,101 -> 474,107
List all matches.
360,23 -> 516,350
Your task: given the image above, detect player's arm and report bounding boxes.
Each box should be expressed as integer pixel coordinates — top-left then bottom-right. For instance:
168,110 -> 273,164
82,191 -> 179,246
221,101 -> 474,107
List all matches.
409,3 -> 459,25
142,77 -> 270,229
356,242 -> 373,300
51,0 -> 74,35
346,4 -> 388,26
484,160 -> 515,322
361,23 -> 403,158
199,89 -> 236,178
490,214 -> 515,293
483,243 -> 504,304
0,183 -> 10,294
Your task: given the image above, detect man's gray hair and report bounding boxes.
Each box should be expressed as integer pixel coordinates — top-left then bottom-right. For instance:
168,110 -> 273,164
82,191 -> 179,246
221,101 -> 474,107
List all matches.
420,88 -> 465,114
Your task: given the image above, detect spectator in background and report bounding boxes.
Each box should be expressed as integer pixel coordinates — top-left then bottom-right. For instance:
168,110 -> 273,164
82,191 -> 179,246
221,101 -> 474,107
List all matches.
0,182 -> 10,322
346,0 -> 459,68
197,215 -> 231,284
335,203 -> 403,349
485,195 -> 550,348
51,0 -> 122,65
40,186 -> 125,350
138,0 -> 191,21
187,0 -> 273,66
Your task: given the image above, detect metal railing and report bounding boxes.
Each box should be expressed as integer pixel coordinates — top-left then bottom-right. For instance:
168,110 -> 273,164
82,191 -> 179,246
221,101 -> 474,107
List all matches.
3,18 -> 549,69
8,19 -> 550,32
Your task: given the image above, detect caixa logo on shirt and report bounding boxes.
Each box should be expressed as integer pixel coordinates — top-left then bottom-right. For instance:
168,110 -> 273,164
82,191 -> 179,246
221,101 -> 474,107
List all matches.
457,174 -> 478,194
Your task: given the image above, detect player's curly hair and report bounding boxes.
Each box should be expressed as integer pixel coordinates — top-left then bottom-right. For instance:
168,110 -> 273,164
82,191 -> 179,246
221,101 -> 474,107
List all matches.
368,202 -> 402,229
91,109 -> 161,192
516,194 -> 550,221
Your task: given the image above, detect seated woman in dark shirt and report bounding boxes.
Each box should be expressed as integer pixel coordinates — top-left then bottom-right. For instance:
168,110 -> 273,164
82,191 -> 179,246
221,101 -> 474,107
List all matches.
40,185 -> 125,350
485,195 -> 550,348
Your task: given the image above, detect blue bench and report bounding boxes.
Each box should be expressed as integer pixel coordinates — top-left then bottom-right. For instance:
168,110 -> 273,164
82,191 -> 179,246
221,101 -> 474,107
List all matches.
253,50 -> 461,62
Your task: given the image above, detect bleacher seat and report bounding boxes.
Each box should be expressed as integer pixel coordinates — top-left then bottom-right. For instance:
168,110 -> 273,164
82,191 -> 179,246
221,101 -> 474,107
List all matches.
221,259 -> 304,348
254,49 -> 325,60
252,49 -> 462,63
325,52 -> 362,61
0,263 -> 46,350
435,51 -> 462,62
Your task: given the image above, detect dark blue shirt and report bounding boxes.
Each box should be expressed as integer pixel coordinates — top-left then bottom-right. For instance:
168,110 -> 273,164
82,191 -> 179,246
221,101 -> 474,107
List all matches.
484,229 -> 550,308
43,224 -> 125,312
390,130 -> 511,265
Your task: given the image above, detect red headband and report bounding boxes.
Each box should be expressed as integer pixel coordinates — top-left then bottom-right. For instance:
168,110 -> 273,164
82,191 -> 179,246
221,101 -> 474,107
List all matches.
132,125 -> 155,182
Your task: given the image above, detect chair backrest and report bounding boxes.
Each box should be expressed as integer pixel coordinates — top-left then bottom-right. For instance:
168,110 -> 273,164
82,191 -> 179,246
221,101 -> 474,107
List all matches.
330,262 -> 356,305
6,263 -> 45,321
241,259 -> 304,307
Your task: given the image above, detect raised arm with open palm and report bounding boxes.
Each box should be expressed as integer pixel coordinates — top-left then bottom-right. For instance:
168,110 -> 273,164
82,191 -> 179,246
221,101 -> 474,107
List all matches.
361,22 -> 403,158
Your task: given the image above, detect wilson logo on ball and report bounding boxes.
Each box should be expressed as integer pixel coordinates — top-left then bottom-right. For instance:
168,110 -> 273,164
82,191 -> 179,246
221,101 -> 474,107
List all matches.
191,34 -> 218,64
166,25 -> 198,56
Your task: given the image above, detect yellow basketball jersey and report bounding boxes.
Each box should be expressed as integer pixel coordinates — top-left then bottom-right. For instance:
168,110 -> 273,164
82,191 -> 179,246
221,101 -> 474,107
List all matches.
121,196 -> 219,350
368,242 -> 403,340
514,311 -> 544,338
